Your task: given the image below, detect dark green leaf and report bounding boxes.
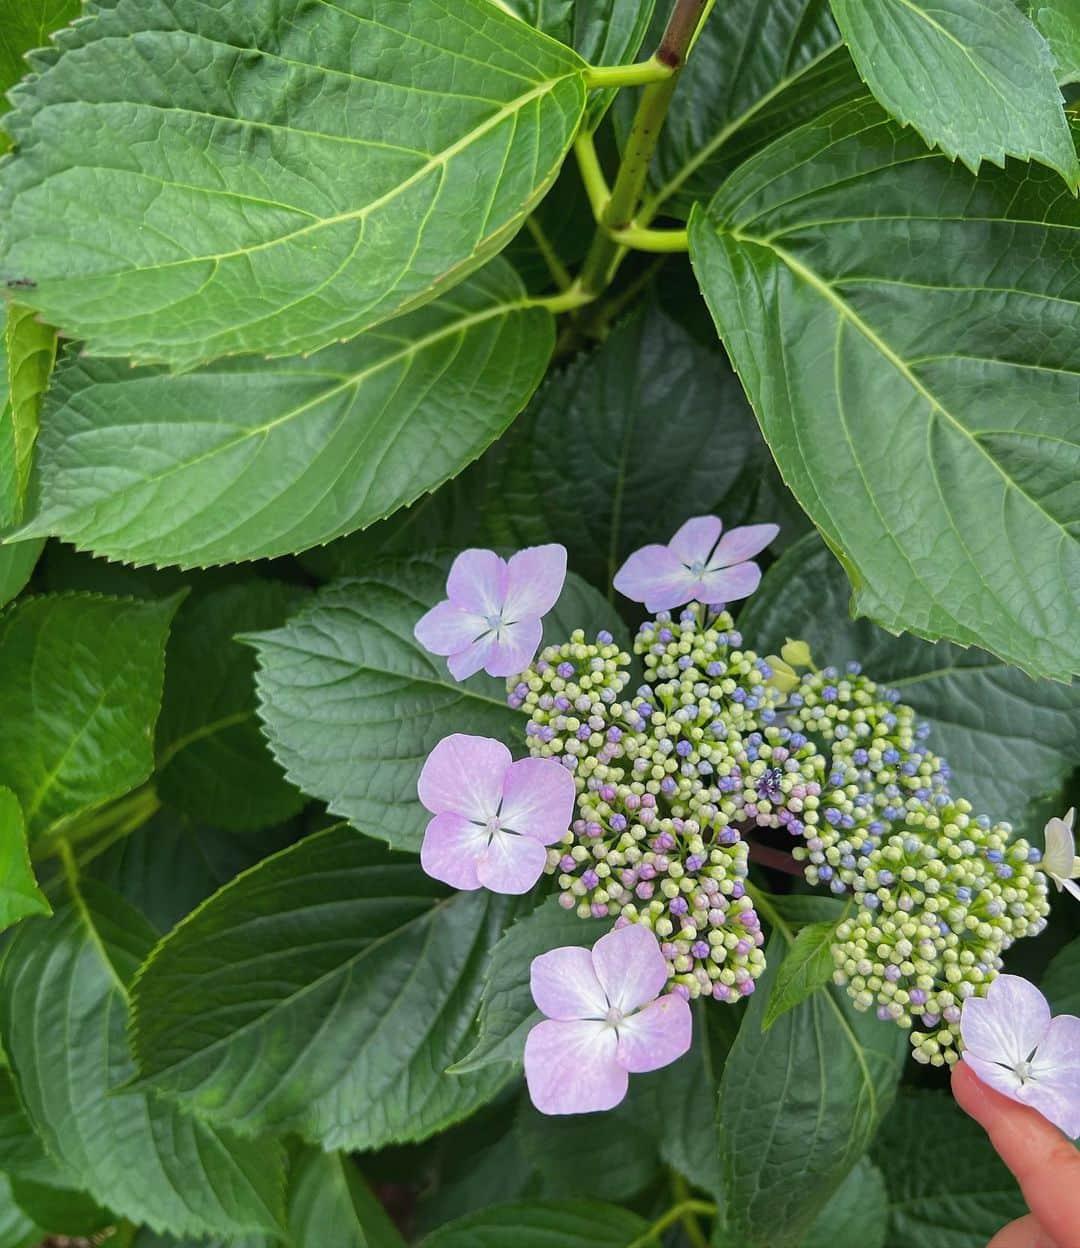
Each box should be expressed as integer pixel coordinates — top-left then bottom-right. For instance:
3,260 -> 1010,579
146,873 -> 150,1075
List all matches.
131,825 -> 514,1150
420,1201 -> 650,1248
0,304 -> 55,526
0,592 -> 179,839
455,895 -> 604,1073
740,533 -> 1080,836
0,787 -> 48,932
0,883 -> 286,1236
7,1177 -> 111,1237
157,582 -> 308,829
1042,934 -> 1080,1013
22,260 -> 554,567
0,1 -> 585,368
872,1090 -> 1026,1248
0,0 -> 80,97
0,539 -> 42,609
762,917 -> 843,1031
0,1068 -> 48,1179
644,0 -> 863,220
690,98 -> 1080,679
289,1149 -> 406,1248
831,0 -> 1077,184
0,1173 -> 40,1248
1026,1 -> 1080,83
719,930 -> 906,1247
799,1157 -> 888,1248
248,555 -> 520,853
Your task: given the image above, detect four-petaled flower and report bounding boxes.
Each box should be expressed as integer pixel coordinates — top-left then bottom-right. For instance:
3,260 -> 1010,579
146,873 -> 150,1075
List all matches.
418,734 -> 575,894
961,974 -> 1080,1138
1043,808 -> 1079,901
415,545 -> 567,679
524,924 -> 692,1115
613,515 -> 778,612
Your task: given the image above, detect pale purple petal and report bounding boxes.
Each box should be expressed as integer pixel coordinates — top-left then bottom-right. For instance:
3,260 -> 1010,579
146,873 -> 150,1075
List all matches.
417,734 -> 510,818
531,945 -> 608,1020
961,1051 -> 1030,1100
499,757 -> 576,844
616,995 -> 692,1073
524,1018 -> 627,1115
591,924 -> 668,1014
613,545 -> 697,611
710,523 -> 780,568
961,975 -> 1051,1067
668,515 -> 723,565
476,831 -> 547,895
694,561 -> 762,605
446,548 -> 508,615
1043,813 -> 1077,880
446,635 -> 497,682
1064,878 -> 1080,902
414,601 -> 487,657
486,617 -> 544,677
420,812 -> 486,890
1028,1014 -> 1080,1138
502,544 -> 567,622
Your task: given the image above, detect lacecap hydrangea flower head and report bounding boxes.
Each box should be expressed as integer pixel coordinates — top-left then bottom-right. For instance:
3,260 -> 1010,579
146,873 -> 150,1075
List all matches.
412,519 -> 1066,1118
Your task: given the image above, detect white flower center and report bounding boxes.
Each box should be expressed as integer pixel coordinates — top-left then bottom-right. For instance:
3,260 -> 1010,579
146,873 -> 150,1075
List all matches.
604,1005 -> 624,1029
1014,1058 -> 1035,1084
484,815 -> 502,839
484,612 -> 504,632
687,559 -> 706,577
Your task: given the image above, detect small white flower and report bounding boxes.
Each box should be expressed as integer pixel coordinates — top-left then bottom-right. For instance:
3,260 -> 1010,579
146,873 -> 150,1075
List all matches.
1042,808 -> 1080,901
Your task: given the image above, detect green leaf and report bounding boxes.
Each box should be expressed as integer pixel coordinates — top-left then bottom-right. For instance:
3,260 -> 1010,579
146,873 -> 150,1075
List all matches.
0,1 -> 585,369
0,1068 -> 48,1180
831,0 -> 1078,185
799,1158 -> 888,1248
131,825 -> 514,1150
872,1090 -> 1026,1248
1042,934 -> 1080,1013
0,1173 -> 40,1248
21,259 -> 554,567
248,555 -> 520,853
740,533 -> 1080,836
690,98 -> 1080,679
454,895 -> 602,1073
502,0 -> 657,127
7,1177 -> 111,1238
0,882 -> 286,1237
0,787 -> 48,932
0,592 -> 179,839
644,0 -> 863,220
719,929 -> 906,1247
157,582 -> 308,829
761,917 -> 843,1031
0,0 -> 80,97
289,1149 -> 406,1248
1026,1 -> 1080,84
0,304 -> 55,526
419,1202 -> 650,1248
0,539 -> 42,609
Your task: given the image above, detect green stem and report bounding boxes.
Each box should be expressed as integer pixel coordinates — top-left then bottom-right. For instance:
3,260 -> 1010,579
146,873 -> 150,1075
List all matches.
671,1172 -> 711,1248
32,785 -> 161,863
585,58 -> 675,89
531,282 -> 596,314
574,133 -> 612,222
745,880 -> 794,940
524,215 -> 574,292
627,1200 -> 718,1248
610,224 -> 688,252
578,0 -> 711,295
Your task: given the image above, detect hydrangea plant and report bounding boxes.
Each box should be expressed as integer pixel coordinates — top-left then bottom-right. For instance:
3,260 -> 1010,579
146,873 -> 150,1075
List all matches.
0,0 -> 1076,1246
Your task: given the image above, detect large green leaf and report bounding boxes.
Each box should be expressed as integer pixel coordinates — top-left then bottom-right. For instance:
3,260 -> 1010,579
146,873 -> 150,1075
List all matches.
872,1090 -> 1026,1248
157,582 -> 308,829
420,1202 -> 650,1248
831,0 -> 1077,185
6,1178 -> 110,1238
21,259 -> 554,567
740,533 -> 1080,836
799,1158 -> 888,1248
0,787 -> 48,933
0,539 -> 42,608
690,98 -> 1080,679
0,304 -> 55,526
1042,934 -> 1080,1013
501,0 -> 656,127
131,825 -> 514,1150
0,883 -> 286,1237
289,1149 -> 406,1248
0,0 -> 585,369
248,555 -> 520,853
719,929 -> 906,1247
1026,1 -> 1080,84
0,1173 -> 39,1248
0,0 -> 80,97
0,592 -> 179,839
642,0 -> 863,221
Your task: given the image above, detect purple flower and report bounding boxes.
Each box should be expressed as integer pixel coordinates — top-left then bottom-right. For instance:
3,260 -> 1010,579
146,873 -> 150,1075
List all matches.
612,516 -> 778,612
415,545 -> 567,679
418,734 -> 574,894
524,924 -> 693,1115
961,974 -> 1080,1138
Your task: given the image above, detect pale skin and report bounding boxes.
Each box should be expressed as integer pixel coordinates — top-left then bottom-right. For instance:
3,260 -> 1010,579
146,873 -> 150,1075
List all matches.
953,1062 -> 1080,1248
